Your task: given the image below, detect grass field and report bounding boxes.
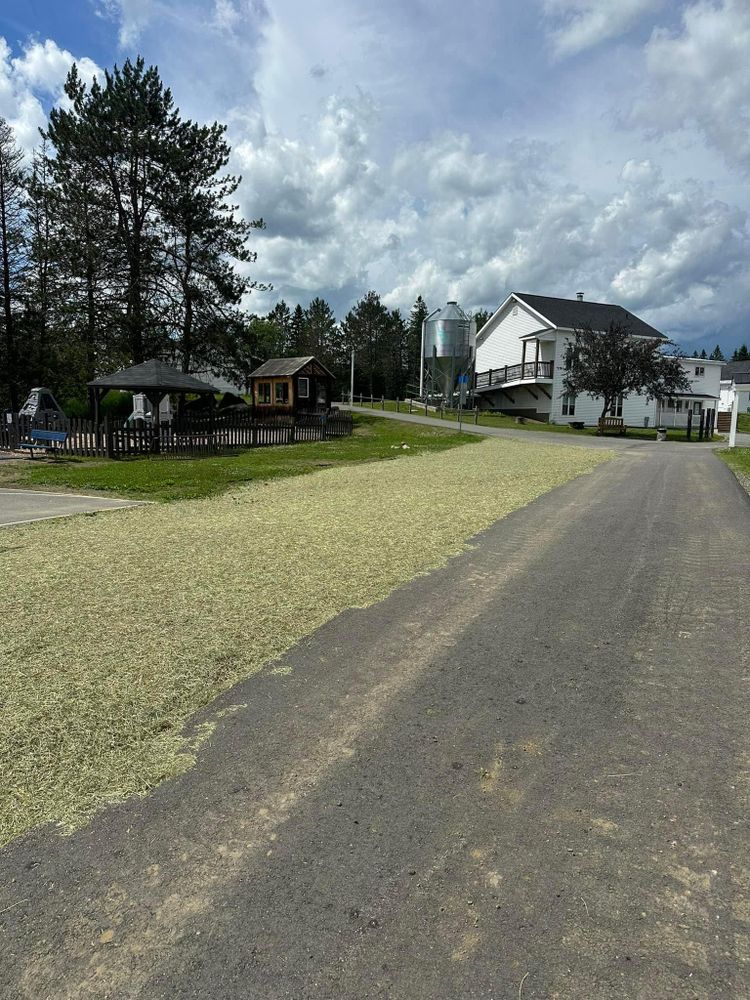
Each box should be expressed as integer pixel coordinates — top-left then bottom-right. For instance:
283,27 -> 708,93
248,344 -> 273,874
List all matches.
738,413 -> 750,433
350,400 -> 719,442
0,435 -> 611,847
718,446 -> 750,494
0,414 -> 476,502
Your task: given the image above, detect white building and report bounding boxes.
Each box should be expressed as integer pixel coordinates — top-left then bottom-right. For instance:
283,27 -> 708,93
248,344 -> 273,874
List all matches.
474,292 -> 721,427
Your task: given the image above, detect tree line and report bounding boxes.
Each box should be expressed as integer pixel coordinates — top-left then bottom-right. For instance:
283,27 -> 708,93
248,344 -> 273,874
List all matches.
0,58 -> 263,412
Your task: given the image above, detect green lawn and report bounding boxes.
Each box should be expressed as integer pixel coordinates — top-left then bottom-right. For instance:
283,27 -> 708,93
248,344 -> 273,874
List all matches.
738,413 -> 750,433
718,446 -> 750,492
0,414 -> 477,502
350,400 -> 719,442
0,435 -> 611,846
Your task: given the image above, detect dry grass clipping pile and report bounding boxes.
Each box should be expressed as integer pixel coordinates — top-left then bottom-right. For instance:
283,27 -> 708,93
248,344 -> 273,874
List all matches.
1,437 -> 609,845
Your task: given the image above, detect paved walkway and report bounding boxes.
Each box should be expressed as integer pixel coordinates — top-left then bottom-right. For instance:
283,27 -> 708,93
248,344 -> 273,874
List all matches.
1,448 -> 748,999
0,488 -> 143,527
343,404 -> 735,451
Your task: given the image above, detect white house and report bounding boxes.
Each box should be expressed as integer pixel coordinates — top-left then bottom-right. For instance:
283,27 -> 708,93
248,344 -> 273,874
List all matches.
474,292 -> 721,428
719,360 -> 750,444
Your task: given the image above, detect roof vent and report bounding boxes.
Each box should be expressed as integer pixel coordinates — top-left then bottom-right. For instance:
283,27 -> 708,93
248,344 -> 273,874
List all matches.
576,291 -> 584,302
447,300 -> 457,305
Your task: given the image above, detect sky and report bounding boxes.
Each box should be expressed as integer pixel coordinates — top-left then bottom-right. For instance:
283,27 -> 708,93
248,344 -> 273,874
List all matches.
0,0 -> 748,353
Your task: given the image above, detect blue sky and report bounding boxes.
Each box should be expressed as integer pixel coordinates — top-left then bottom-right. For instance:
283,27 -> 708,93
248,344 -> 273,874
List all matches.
0,0 -> 748,353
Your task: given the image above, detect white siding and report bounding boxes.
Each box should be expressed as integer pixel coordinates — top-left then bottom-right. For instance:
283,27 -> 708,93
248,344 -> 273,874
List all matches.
548,332 -> 657,426
680,359 -> 722,401
475,300 -> 550,372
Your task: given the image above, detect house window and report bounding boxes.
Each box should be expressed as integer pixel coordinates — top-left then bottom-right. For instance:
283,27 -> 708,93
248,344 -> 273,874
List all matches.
693,401 -> 702,414
562,394 -> 576,416
609,395 -> 623,417
257,382 -> 271,404
695,366 -> 705,376
275,381 -> 290,404
298,377 -> 310,398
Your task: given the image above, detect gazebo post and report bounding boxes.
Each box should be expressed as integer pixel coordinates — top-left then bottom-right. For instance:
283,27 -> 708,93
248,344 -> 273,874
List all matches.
148,392 -> 164,454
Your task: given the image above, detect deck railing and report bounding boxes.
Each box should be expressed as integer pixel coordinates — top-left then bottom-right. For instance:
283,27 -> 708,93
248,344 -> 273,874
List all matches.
475,360 -> 553,390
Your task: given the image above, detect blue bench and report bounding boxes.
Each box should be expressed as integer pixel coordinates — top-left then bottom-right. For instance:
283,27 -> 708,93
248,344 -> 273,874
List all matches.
19,429 -> 68,458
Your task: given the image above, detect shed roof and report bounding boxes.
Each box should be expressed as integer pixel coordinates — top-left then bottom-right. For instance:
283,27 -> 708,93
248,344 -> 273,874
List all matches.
88,359 -> 219,394
249,356 -> 334,379
515,293 -> 667,340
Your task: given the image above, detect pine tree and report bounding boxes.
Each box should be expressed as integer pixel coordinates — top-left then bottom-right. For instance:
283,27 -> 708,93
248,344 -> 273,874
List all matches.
159,118 -> 266,374
732,344 -> 749,361
342,291 -> 390,397
303,297 -> 338,364
23,140 -> 58,388
699,348 -> 707,359
266,300 -> 292,354
290,304 -> 305,355
0,117 -> 28,410
406,295 -> 429,393
472,308 -> 491,332
709,345 -> 725,361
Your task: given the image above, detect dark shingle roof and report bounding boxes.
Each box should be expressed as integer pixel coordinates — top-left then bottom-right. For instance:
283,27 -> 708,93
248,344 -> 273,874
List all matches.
250,356 -> 334,379
515,294 -> 667,340
721,360 -> 750,383
88,359 -> 218,393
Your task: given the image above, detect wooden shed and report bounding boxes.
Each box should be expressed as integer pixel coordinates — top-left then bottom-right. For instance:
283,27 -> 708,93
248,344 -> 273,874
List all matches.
249,357 -> 335,417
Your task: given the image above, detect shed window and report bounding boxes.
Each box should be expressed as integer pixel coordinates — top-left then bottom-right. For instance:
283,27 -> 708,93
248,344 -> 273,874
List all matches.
695,366 -> 705,376
609,395 -> 623,417
275,381 -> 290,404
562,394 -> 576,416
257,382 -> 271,404
298,377 -> 310,398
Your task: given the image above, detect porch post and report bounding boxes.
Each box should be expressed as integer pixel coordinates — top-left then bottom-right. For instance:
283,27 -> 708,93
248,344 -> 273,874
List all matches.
729,388 -> 739,448
534,339 -> 540,377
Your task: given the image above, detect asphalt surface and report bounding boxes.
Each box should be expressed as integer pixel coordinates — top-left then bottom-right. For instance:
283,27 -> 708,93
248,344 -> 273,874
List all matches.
1,448 -> 749,999
0,488 -> 142,527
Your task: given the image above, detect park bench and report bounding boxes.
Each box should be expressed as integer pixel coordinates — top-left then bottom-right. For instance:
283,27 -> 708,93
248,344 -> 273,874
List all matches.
597,416 -> 626,436
19,429 -> 68,458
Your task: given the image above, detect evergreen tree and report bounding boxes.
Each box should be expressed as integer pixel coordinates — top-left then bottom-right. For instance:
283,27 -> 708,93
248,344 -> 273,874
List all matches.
0,117 -> 28,410
303,297 -> 338,364
472,308 -> 491,333
341,291 -> 390,396
406,295 -> 429,393
699,348 -> 707,359
290,304 -> 305,354
22,141 -> 57,388
382,307 -> 408,398
48,59 -> 183,364
266,300 -> 292,354
732,344 -> 750,361
709,345 -> 725,361
159,117 -> 265,373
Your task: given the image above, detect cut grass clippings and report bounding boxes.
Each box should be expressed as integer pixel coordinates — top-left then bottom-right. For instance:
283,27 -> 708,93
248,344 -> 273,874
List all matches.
0,436 -> 611,847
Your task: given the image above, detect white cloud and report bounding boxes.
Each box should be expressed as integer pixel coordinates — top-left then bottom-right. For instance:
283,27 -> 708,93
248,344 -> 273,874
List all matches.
0,38 -> 102,152
95,0 -> 155,46
543,0 -> 663,57
629,0 -> 750,172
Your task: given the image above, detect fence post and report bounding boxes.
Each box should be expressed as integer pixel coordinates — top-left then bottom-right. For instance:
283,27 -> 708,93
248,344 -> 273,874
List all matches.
409,398 -> 413,414
381,396 -> 385,411
686,408 -> 692,441
104,415 -> 114,459
396,398 -> 399,413
474,407 -> 479,425
424,398 -> 428,415
698,411 -> 705,441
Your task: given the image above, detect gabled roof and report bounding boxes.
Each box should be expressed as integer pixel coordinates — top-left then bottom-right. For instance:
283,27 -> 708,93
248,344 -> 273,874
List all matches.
249,356 -> 334,379
514,294 -> 667,340
722,359 -> 750,384
88,359 -> 219,393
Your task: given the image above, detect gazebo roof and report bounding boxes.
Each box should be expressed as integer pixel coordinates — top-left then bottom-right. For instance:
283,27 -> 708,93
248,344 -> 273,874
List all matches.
88,359 -> 219,394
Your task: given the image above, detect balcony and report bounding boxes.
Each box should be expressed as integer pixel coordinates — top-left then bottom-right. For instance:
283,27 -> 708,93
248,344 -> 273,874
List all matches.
475,361 -> 554,391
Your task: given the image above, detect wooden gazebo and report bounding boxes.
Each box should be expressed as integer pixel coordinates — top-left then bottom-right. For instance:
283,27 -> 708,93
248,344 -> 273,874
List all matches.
88,359 -> 219,425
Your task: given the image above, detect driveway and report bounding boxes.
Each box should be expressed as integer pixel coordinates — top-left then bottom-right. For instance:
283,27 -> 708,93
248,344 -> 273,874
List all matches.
0,488 -> 143,527
341,404 -> 725,450
0,449 -> 748,999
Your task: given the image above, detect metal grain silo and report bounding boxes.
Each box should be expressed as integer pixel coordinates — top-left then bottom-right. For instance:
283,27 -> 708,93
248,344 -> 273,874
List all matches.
420,301 -> 476,402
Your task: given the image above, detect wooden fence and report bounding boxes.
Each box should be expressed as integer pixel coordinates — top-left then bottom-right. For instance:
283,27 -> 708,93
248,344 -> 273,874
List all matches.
0,410 -> 353,459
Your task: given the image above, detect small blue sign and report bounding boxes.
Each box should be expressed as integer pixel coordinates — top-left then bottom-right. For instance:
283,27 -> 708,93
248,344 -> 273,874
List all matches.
458,374 -> 469,384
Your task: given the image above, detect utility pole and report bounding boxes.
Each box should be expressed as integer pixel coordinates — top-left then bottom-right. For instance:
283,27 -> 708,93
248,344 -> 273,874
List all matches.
350,349 -> 355,406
